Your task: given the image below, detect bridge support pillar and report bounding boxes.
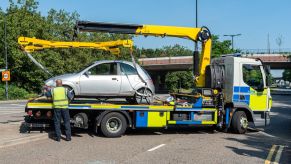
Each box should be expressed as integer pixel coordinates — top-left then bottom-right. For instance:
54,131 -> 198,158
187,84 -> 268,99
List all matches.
148,71 -> 168,93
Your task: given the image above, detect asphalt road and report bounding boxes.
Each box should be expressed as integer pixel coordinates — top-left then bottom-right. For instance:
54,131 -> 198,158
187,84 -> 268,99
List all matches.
0,101 -> 26,123
0,95 -> 290,164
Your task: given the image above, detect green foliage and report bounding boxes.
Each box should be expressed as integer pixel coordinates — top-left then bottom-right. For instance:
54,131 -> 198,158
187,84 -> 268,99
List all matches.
165,71 -> 194,92
283,69 -> 291,81
0,84 -> 37,100
211,35 -> 237,58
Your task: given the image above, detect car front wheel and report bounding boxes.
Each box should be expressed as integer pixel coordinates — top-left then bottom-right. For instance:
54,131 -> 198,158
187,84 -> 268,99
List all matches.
134,88 -> 153,105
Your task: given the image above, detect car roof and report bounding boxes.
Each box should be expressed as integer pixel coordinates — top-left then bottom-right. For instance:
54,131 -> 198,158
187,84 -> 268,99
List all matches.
94,60 -> 135,65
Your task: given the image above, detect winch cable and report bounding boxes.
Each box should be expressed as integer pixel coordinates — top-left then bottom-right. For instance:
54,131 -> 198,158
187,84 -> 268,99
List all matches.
128,49 -> 153,104
24,51 -> 54,77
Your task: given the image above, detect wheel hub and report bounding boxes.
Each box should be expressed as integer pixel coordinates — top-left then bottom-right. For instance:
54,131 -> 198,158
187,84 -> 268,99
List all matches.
240,117 -> 248,129
106,117 -> 121,133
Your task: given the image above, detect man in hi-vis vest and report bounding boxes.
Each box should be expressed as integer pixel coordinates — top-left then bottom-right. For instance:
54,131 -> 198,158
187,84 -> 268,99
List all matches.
49,79 -> 73,142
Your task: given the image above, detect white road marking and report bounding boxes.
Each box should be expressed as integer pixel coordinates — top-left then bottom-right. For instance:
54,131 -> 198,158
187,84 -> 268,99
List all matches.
154,132 -> 163,135
11,104 -> 25,107
270,112 -> 279,116
274,145 -> 284,164
147,144 -> 166,152
0,107 -> 24,109
258,131 -> 277,138
0,111 -> 25,115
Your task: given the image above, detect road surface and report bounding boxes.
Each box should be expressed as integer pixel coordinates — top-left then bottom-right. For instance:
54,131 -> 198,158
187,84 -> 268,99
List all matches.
0,101 -> 26,123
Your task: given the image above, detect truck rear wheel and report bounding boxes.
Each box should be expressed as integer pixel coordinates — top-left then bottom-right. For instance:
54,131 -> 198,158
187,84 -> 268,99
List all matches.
231,111 -> 248,134
100,112 -> 127,137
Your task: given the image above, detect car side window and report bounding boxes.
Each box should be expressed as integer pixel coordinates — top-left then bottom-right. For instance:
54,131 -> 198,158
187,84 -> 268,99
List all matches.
242,64 -> 264,90
120,63 -> 137,75
89,63 -> 117,75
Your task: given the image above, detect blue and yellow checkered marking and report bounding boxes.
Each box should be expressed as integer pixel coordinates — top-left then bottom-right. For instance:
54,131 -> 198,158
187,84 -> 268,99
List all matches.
232,86 -> 250,105
192,97 -> 202,108
135,111 -> 168,127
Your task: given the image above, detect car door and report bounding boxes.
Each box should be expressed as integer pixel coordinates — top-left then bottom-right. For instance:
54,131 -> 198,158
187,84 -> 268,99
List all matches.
79,62 -> 121,95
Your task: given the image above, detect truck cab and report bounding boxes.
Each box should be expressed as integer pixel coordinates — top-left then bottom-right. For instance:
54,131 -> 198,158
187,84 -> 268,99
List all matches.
211,56 -> 271,128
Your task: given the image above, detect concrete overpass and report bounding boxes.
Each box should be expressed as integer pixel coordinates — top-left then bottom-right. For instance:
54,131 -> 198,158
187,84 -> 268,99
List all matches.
139,54 -> 291,71
138,54 -> 290,92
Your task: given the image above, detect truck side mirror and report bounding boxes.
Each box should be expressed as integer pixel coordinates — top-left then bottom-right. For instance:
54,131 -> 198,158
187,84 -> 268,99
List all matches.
264,65 -> 272,87
256,82 -> 265,92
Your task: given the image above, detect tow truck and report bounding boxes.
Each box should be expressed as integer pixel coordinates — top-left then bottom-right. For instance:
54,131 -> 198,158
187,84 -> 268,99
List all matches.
20,21 -> 272,137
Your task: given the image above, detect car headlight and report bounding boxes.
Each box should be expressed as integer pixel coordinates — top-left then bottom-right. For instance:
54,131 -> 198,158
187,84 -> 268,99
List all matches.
45,79 -> 55,87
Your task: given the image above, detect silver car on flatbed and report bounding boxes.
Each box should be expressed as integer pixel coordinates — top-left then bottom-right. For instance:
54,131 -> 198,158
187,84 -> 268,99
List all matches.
44,60 -> 155,104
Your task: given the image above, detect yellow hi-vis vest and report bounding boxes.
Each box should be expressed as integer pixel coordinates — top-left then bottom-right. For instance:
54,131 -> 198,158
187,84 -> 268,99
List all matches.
52,87 -> 69,108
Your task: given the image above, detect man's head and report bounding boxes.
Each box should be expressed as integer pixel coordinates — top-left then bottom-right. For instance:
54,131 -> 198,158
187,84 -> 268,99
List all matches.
56,79 -> 63,87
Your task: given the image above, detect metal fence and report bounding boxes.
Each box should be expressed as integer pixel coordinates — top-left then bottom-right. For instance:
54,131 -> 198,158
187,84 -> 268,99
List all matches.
241,48 -> 291,55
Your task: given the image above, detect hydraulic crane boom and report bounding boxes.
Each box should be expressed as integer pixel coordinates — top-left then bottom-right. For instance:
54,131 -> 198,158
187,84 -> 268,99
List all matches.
75,21 -> 212,87
18,37 -> 133,55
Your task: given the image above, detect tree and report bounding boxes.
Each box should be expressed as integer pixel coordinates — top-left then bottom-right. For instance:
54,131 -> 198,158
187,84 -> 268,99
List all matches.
211,35 -> 237,58
283,69 -> 291,81
165,71 -> 193,92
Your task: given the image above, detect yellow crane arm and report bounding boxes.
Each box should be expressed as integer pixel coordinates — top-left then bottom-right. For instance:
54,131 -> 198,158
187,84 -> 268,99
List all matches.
75,21 -> 212,87
18,37 -> 133,56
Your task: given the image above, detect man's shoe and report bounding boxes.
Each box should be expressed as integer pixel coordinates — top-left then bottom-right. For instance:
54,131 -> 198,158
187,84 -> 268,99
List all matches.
65,138 -> 71,141
54,137 -> 61,142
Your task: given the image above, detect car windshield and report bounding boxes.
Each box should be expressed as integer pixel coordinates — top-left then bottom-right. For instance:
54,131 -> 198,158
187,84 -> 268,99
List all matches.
78,62 -> 96,73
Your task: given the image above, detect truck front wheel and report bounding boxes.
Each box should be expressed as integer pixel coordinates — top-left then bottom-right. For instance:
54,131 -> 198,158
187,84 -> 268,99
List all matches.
100,112 -> 127,137
231,111 -> 248,134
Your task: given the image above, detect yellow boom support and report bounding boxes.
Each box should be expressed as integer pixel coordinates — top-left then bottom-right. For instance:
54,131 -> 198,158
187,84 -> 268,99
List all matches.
18,37 -> 133,55
75,21 -> 212,87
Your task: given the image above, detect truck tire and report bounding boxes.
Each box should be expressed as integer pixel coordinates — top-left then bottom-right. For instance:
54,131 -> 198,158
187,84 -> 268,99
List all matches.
231,111 -> 248,134
100,112 -> 127,138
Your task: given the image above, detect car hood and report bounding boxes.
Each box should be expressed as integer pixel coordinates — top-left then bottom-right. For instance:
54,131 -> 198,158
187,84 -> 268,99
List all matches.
45,73 -> 77,86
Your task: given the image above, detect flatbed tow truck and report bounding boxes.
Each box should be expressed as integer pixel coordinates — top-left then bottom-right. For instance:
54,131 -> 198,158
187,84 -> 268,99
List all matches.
20,21 -> 272,137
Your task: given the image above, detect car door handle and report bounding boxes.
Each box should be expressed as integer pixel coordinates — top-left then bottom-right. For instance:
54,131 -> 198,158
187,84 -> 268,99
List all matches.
112,78 -> 118,81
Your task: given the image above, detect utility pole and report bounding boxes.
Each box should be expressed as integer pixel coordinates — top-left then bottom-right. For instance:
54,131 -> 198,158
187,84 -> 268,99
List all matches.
195,0 -> 198,28
223,34 -> 241,50
267,33 -> 270,54
4,13 -> 8,99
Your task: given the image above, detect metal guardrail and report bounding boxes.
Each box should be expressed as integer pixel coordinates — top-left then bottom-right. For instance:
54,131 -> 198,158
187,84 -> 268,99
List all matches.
241,49 -> 291,55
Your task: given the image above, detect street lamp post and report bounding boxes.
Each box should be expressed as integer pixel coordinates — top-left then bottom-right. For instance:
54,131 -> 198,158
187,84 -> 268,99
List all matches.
4,13 -> 8,99
224,34 -> 241,50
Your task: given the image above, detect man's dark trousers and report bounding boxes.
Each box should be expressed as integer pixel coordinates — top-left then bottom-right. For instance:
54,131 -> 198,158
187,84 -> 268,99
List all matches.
53,108 -> 71,140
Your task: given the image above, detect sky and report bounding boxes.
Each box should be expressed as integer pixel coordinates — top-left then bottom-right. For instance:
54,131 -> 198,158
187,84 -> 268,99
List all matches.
0,0 -> 289,77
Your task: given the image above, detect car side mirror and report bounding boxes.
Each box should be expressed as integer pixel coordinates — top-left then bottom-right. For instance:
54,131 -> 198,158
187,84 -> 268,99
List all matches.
84,71 -> 91,77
